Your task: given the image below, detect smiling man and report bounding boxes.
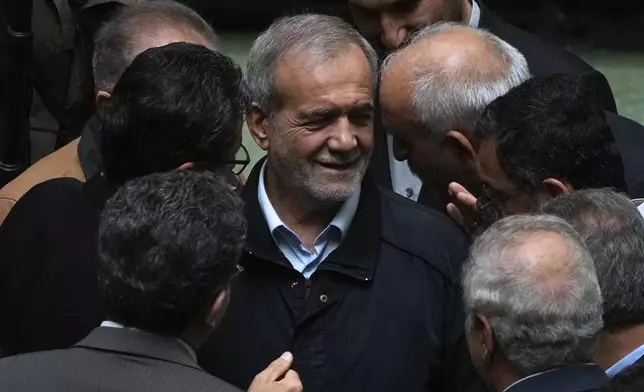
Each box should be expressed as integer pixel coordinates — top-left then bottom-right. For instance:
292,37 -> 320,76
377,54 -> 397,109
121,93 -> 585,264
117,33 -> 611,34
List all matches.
198,13 -> 482,392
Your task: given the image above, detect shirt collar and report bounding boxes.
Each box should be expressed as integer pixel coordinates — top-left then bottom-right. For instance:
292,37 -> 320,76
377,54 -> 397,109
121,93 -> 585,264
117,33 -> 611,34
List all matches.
469,0 -> 481,27
257,161 -> 360,239
99,320 -> 197,360
606,342 -> 644,377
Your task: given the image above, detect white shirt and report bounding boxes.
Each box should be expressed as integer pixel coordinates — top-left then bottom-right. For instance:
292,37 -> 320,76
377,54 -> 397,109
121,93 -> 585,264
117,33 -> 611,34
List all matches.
387,0 -> 480,201
258,162 -> 360,278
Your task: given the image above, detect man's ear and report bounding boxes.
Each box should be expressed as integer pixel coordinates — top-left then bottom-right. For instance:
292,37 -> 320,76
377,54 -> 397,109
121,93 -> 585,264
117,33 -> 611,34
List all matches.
445,130 -> 477,170
203,290 -> 229,329
95,91 -> 111,118
541,178 -> 573,198
247,103 -> 270,151
476,313 -> 495,366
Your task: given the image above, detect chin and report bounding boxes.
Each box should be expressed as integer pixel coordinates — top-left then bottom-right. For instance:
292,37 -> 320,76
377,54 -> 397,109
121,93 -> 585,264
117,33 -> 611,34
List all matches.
307,182 -> 360,203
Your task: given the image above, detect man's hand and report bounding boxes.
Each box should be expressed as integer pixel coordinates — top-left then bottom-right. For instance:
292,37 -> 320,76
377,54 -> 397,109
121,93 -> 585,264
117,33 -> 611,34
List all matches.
446,182 -> 484,237
248,352 -> 303,392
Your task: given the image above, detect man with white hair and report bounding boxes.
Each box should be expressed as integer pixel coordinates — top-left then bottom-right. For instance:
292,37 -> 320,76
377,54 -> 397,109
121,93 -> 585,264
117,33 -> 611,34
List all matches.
379,23 -> 530,212
463,214 -> 607,392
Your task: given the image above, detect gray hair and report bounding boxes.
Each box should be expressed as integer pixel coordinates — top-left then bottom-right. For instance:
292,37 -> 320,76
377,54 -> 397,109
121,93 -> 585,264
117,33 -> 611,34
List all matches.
464,214 -> 603,375
93,0 -> 218,93
382,22 -> 531,141
542,189 -> 644,331
246,14 -> 379,114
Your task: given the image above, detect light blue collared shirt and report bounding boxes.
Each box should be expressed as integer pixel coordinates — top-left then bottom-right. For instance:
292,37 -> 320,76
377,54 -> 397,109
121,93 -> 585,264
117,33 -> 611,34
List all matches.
258,163 -> 360,279
606,343 -> 644,377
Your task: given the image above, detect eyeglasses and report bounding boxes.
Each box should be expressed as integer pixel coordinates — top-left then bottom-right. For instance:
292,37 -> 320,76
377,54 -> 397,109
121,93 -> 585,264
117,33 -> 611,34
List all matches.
228,144 -> 250,176
226,264 -> 244,288
475,184 -> 517,225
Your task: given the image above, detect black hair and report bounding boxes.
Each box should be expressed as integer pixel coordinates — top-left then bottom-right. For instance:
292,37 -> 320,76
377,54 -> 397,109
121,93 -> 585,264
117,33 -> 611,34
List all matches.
474,74 -> 627,192
100,42 -> 248,185
93,0 -> 218,92
97,170 -> 247,336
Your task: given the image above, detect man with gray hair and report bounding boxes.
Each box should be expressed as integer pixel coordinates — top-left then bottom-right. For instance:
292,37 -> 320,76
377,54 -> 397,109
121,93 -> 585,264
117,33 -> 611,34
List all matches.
463,214 -> 607,392
198,13 -> 482,392
0,0 -> 218,224
379,23 -> 530,212
542,189 -> 644,377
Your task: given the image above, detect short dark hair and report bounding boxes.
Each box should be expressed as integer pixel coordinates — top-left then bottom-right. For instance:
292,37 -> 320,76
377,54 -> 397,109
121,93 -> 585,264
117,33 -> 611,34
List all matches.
98,170 -> 247,336
474,74 -> 627,192
101,42 -> 248,185
600,360 -> 644,392
93,0 -> 218,92
542,189 -> 644,331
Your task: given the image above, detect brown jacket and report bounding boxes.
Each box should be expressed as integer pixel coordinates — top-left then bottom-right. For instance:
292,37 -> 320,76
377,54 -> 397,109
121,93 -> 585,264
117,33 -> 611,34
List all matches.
0,138 -> 86,225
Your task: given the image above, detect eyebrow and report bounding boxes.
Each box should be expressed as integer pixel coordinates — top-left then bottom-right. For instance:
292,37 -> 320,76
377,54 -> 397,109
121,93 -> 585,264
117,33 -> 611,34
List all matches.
300,103 -> 375,119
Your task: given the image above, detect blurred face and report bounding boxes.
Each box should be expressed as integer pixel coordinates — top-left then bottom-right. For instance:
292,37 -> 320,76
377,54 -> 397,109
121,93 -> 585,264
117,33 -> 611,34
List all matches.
350,0 -> 464,50
263,46 -> 375,202
476,139 -> 537,224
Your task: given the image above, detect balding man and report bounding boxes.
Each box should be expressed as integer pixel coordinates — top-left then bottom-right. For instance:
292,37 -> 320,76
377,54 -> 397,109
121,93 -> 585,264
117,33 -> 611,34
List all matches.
464,214 -> 607,392
0,0 -> 218,225
379,23 -> 530,212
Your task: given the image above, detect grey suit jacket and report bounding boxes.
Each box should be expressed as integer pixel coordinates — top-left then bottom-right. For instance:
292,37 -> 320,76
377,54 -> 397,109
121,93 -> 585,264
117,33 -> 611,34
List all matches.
0,326 -> 242,392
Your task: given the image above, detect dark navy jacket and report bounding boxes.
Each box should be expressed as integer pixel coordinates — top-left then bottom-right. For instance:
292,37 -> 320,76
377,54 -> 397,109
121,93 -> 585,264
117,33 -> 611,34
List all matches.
198,160 -> 482,392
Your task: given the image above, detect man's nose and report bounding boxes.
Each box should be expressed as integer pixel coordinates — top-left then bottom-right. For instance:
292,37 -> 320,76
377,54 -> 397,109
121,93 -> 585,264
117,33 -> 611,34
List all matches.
327,119 -> 359,152
380,14 -> 408,49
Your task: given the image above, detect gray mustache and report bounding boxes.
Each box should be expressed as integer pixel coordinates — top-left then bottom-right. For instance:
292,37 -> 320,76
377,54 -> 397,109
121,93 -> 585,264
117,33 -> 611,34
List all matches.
316,151 -> 363,165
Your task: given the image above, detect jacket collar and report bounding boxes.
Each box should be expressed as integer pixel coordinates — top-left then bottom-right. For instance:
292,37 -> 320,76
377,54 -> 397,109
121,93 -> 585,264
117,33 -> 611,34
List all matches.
504,364 -> 607,392
242,157 -> 382,281
77,114 -> 104,180
74,327 -> 203,371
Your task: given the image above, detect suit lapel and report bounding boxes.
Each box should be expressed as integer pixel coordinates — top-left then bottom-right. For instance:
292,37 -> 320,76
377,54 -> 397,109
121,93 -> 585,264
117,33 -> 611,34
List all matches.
75,327 -> 204,372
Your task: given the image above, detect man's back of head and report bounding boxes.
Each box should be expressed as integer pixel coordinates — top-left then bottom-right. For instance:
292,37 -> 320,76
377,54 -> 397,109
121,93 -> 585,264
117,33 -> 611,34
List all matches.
93,0 -> 217,95
100,42 -> 248,185
98,170 -> 246,341
542,189 -> 644,372
474,74 -> 627,194
463,214 -> 603,391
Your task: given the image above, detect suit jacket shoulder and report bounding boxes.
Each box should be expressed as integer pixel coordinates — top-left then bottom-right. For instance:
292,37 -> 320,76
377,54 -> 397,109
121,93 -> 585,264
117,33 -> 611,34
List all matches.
0,333 -> 242,392
379,188 -> 470,283
606,112 -> 644,198
0,138 -> 85,225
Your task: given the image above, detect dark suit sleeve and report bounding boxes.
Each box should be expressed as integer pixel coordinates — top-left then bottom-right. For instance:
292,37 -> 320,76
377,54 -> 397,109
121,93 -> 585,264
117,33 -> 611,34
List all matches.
438,233 -> 490,392
580,70 -> 618,114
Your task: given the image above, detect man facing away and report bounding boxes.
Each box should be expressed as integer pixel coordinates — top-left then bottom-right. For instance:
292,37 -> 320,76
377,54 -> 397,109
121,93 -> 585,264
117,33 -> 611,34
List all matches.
379,23 -> 531,212
347,0 -> 617,202
0,0 -> 218,225
198,13 -> 482,392
0,170 -> 301,392
0,43 -> 248,356
542,189 -> 644,377
463,214 -> 606,392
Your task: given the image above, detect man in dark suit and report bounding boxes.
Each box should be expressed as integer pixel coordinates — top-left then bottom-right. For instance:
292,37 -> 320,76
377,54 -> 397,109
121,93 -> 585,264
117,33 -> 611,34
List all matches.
464,214 -> 607,392
0,171 -> 301,392
349,0 -> 617,199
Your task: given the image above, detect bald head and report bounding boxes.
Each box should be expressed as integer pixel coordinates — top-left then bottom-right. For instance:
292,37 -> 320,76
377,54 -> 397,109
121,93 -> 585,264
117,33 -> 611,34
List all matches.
380,22 -> 530,141
464,214 -> 603,374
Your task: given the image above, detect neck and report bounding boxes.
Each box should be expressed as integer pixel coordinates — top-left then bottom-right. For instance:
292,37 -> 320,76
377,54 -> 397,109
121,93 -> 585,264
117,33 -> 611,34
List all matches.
487,356 -> 525,392
462,0 -> 474,24
595,325 -> 644,371
265,165 -> 342,247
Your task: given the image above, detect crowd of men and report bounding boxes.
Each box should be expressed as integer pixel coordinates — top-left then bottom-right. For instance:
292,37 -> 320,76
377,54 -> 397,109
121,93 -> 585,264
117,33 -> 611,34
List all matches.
0,0 -> 643,391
